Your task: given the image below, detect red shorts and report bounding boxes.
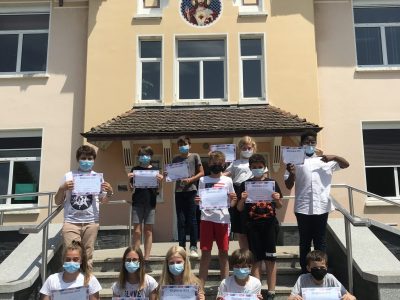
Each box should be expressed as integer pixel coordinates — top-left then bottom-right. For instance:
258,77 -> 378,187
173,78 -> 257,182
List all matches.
200,220 -> 229,252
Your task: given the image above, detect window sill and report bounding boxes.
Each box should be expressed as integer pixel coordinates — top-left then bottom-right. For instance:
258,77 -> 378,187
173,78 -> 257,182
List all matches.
134,101 -> 164,107
365,197 -> 400,207
1,204 -> 41,215
239,98 -> 267,104
172,100 -> 229,106
133,14 -> 162,20
0,73 -> 49,79
356,66 -> 400,72
238,11 -> 268,17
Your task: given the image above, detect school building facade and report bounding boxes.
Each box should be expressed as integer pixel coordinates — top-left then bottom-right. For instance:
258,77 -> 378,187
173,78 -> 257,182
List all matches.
0,0 -> 399,239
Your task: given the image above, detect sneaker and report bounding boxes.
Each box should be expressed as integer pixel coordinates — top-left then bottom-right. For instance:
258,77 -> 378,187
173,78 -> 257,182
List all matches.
144,260 -> 152,273
189,246 -> 199,258
266,292 -> 276,300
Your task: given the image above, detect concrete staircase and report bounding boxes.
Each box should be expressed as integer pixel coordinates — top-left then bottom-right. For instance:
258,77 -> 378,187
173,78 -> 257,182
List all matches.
93,242 -> 300,300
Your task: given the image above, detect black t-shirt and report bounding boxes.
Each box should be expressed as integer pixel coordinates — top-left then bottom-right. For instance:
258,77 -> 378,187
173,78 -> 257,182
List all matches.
130,166 -> 159,208
239,178 -> 282,223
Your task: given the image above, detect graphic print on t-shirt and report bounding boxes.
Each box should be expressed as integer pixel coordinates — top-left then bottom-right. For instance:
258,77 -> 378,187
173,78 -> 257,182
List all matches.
70,194 -> 93,210
248,201 -> 275,220
205,182 -> 226,189
124,289 -> 144,297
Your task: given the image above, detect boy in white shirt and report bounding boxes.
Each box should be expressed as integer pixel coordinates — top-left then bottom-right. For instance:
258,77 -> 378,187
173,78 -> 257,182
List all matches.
195,151 -> 237,286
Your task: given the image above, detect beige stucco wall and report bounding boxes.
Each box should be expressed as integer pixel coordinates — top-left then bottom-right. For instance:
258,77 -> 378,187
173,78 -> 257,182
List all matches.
315,1 -> 400,226
0,5 -> 88,224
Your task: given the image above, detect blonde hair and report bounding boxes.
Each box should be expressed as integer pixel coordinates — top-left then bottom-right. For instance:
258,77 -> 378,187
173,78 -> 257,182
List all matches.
238,136 -> 257,153
63,240 -> 91,286
158,246 -> 201,286
117,246 -> 146,291
209,150 -> 225,164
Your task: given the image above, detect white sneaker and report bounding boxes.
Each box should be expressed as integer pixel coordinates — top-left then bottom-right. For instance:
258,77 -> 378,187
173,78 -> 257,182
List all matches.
189,246 -> 199,258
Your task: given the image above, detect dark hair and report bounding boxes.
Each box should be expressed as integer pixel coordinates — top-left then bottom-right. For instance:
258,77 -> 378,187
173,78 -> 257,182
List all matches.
306,250 -> 328,266
118,246 -> 146,291
76,145 -> 96,161
137,145 -> 154,156
63,240 -> 91,286
177,135 -> 191,145
230,249 -> 254,266
300,130 -> 317,144
248,153 -> 266,167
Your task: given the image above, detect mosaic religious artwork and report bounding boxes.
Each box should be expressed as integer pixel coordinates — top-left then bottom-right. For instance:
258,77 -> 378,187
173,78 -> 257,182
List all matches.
180,0 -> 222,27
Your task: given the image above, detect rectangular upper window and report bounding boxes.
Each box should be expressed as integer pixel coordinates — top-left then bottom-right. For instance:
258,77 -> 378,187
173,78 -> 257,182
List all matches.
354,6 -> 400,67
0,13 -> 50,74
240,36 -> 265,100
138,39 -> 162,101
177,39 -> 226,101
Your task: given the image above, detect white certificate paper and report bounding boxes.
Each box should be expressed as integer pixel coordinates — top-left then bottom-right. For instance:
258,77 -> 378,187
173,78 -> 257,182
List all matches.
52,286 -> 88,300
133,170 -> 159,188
210,144 -> 236,162
245,181 -> 275,203
223,293 -> 259,300
161,285 -> 197,300
72,173 -> 103,195
302,287 -> 341,300
165,161 -> 189,182
199,187 -> 229,209
282,147 -> 306,165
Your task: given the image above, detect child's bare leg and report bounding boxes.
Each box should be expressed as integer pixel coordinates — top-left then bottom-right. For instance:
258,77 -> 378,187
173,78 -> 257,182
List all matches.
251,260 -> 262,279
218,250 -> 229,279
265,260 -> 277,292
143,224 -> 153,260
133,223 -> 142,248
237,233 -> 249,250
199,250 -> 211,286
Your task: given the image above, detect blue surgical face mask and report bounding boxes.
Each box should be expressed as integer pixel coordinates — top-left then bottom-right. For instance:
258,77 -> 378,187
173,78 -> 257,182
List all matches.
168,263 -> 184,276
138,155 -> 151,165
304,145 -> 315,156
125,261 -> 140,273
233,267 -> 251,280
178,145 -> 190,154
63,261 -> 81,274
79,160 -> 94,172
251,168 -> 264,178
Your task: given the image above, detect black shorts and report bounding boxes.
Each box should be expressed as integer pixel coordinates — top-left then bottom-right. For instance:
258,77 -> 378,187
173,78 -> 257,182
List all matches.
247,217 -> 279,262
229,207 -> 246,234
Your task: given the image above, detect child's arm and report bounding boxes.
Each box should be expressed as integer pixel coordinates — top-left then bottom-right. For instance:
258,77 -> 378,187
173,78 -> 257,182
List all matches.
288,295 -> 303,300
99,181 -> 113,204
272,192 -> 283,209
341,292 -> 356,300
237,191 -> 247,212
54,180 -> 73,206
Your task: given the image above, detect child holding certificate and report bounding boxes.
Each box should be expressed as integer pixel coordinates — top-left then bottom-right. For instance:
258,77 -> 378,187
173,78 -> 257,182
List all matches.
195,151 -> 237,286
171,136 -> 204,258
54,145 -> 113,270
237,154 -> 283,300
224,136 -> 264,249
112,246 -> 158,299
288,250 -> 356,300
128,146 -> 163,272
40,240 -> 101,300
157,245 -> 205,300
216,249 -> 262,299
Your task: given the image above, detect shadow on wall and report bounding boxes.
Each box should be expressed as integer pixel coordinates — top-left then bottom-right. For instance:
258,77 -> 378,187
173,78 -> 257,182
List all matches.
270,0 -> 314,23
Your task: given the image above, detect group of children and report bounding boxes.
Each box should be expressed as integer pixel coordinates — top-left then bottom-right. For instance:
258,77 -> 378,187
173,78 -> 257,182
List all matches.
48,135 -> 356,299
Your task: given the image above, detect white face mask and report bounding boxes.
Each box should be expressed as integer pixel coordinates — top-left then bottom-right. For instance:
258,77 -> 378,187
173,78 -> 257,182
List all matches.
241,149 -> 253,158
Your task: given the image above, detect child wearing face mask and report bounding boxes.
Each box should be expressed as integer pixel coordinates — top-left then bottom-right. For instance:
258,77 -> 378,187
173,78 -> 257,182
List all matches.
128,146 -> 163,272
288,250 -> 356,300
55,145 -> 113,270
195,151 -> 237,286
216,249 -> 262,299
237,154 -> 283,300
112,246 -> 158,299
157,245 -> 205,300
224,136 -> 264,249
170,135 -> 204,258
40,241 -> 101,300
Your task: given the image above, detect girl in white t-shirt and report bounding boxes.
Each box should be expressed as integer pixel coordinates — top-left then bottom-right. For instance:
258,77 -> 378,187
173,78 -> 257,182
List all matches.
217,249 -> 262,300
40,240 -> 101,300
111,246 -> 158,299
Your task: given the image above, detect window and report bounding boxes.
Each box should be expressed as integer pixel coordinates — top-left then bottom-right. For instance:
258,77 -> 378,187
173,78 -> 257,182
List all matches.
177,39 -> 226,100
144,0 -> 160,8
139,39 -> 162,101
240,36 -> 265,99
0,135 -> 42,204
0,13 -> 50,74
363,128 -> 400,198
354,6 -> 400,66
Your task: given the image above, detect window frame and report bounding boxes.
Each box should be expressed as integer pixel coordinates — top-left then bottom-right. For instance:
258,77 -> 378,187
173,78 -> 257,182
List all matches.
239,34 -> 266,102
0,12 -> 50,75
175,36 -> 228,103
353,5 -> 400,67
136,36 -> 163,104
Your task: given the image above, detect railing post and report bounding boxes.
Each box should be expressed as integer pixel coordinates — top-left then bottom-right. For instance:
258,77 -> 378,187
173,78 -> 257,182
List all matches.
344,217 -> 354,294
128,203 -> 132,247
41,224 -> 49,284
49,193 -> 54,217
0,211 -> 4,225
348,186 -> 355,217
